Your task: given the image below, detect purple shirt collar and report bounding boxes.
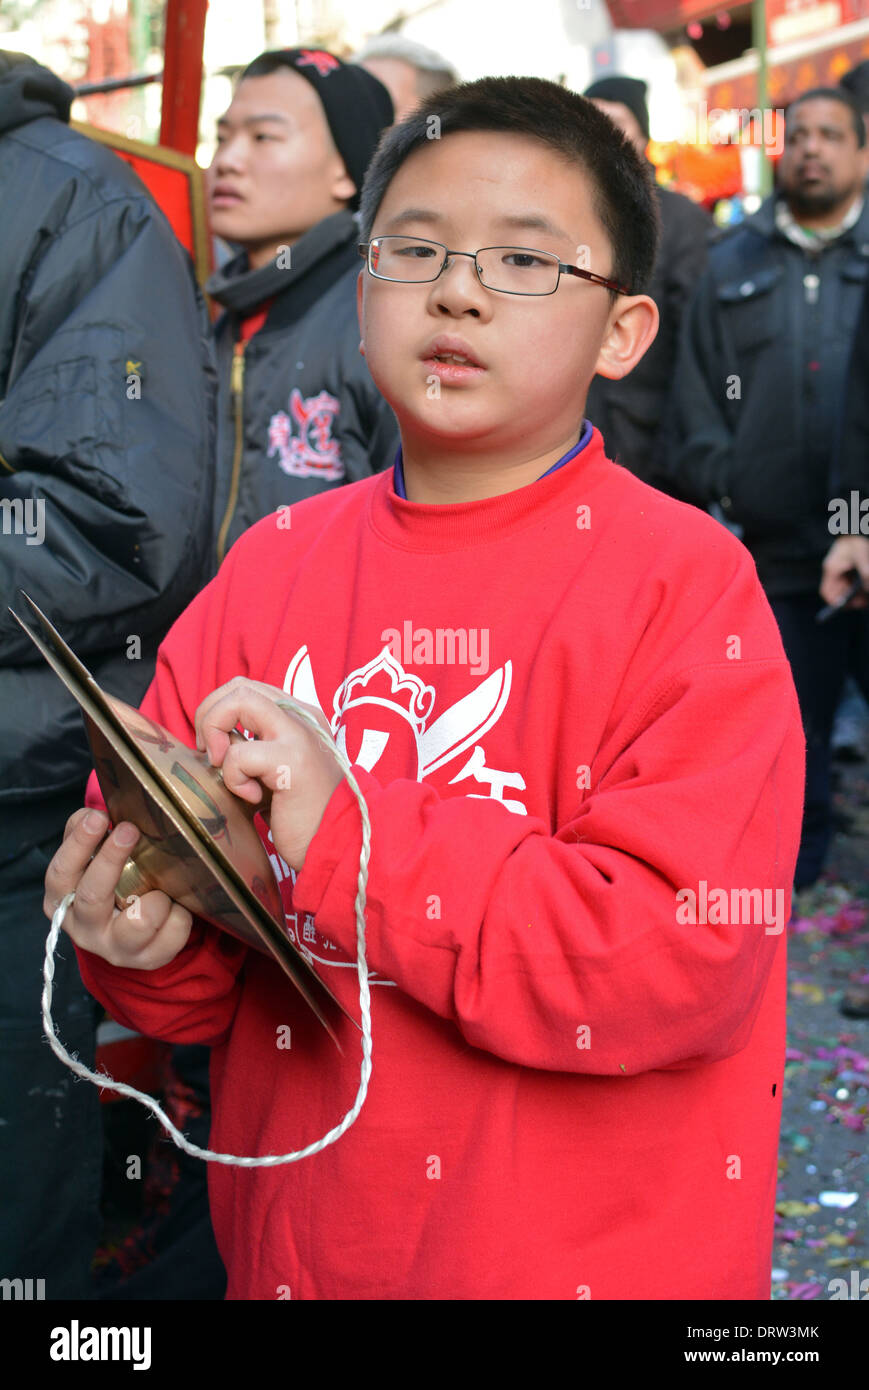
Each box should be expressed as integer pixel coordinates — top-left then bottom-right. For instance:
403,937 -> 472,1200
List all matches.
392,418 -> 594,500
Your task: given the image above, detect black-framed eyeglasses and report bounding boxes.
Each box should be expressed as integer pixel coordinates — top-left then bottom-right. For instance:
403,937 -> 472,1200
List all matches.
358,235 -> 631,297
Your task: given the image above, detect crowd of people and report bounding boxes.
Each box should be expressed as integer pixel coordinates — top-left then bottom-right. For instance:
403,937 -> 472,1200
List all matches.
0,35 -> 867,1301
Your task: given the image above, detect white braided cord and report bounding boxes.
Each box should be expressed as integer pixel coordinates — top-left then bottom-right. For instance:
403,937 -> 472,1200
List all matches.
43,702 -> 373,1166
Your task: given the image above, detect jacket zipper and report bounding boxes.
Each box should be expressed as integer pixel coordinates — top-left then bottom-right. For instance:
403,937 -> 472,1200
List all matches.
215,341 -> 246,567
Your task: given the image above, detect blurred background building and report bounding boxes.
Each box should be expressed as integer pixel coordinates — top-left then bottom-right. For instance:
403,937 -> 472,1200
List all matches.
2,1 -> 868,218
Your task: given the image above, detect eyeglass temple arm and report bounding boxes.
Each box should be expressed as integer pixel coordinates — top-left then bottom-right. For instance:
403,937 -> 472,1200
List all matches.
559,263 -> 630,295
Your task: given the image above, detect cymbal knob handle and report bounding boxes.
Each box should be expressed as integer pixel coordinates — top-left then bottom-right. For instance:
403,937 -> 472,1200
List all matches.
115,856 -> 149,911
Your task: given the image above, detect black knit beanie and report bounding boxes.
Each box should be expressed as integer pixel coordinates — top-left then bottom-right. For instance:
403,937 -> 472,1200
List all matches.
841,60 -> 869,115
584,75 -> 650,140
240,48 -> 394,209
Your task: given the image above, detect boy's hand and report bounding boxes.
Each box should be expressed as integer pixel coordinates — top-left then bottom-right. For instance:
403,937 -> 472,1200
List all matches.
820,536 -> 869,607
195,679 -> 344,871
43,809 -> 194,969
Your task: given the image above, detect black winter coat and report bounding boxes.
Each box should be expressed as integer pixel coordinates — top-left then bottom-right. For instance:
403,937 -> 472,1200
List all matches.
663,193 -> 869,596
836,278 -> 869,508
205,212 -> 399,572
585,183 -> 712,482
0,56 -> 218,860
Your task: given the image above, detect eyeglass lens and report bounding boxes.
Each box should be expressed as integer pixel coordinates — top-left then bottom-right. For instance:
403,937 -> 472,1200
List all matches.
370,237 -> 561,294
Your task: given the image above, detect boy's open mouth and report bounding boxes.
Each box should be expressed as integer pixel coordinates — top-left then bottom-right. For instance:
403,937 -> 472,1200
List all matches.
421,335 -> 486,381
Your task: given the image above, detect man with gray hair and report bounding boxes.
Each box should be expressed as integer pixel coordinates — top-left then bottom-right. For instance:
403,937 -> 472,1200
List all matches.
355,34 -> 457,121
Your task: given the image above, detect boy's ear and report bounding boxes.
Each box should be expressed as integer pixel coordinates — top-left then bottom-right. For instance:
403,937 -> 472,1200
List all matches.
356,266 -> 364,350
593,294 -> 659,381
331,155 -> 357,206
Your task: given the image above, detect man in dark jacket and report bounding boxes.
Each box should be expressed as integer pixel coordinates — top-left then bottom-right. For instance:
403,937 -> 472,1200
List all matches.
204,48 -> 398,572
666,87 -> 869,886
0,52 -> 217,1297
820,282 -> 869,1016
583,75 -> 712,482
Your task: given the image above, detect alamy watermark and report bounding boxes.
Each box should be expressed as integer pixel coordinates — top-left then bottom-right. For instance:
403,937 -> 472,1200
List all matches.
828,1270 -> 869,1299
676,881 -> 785,935
828,491 -> 869,535
380,622 -> 490,676
678,102 -> 784,157
0,496 -> 44,545
1,1276 -> 44,1299
49,1319 -> 151,1370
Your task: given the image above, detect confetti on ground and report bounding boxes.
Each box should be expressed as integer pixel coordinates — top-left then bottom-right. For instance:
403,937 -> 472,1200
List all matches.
773,762 -> 869,1299
790,981 -> 825,1005
776,1201 -> 820,1218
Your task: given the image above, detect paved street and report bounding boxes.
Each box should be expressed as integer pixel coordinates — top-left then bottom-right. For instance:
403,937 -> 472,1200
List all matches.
773,758 -> 869,1300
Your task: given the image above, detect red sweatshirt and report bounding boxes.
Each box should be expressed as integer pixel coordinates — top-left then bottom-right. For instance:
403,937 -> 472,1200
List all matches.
78,427 -> 804,1300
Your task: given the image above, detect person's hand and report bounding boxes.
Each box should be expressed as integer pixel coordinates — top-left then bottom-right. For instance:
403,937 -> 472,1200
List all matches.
43,809 -> 193,968
195,679 -> 344,872
820,536 -> 869,607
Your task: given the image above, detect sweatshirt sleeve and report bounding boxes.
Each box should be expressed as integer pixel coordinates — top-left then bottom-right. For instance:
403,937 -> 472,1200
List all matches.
293,575 -> 804,1076
74,545 -> 253,1047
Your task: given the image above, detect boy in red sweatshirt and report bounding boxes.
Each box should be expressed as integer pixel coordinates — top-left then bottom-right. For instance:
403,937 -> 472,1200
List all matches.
44,77 -> 804,1300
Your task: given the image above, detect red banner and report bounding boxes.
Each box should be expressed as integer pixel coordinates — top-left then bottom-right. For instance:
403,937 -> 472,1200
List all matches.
606,0 -> 734,28
608,0 -> 865,32
72,122 -> 212,286
706,32 -> 869,111
767,0 -> 864,48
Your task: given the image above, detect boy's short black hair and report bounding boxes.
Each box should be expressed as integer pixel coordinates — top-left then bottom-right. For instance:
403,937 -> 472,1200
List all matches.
358,75 -> 661,299
784,86 -> 866,147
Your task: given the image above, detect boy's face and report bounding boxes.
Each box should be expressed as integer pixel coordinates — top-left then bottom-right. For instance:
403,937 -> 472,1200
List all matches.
358,130 -> 656,461
208,69 -> 356,265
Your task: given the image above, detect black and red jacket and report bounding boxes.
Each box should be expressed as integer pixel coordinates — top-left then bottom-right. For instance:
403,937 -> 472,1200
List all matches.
205,211 -> 398,574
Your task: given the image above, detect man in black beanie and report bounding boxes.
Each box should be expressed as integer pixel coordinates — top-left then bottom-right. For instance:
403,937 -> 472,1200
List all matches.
204,48 -> 398,572
583,74 -> 712,484
841,58 -> 869,143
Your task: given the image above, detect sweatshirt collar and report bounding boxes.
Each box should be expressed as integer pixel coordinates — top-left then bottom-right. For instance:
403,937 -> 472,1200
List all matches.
369,423 -> 611,553
205,209 -> 359,315
393,418 -> 593,498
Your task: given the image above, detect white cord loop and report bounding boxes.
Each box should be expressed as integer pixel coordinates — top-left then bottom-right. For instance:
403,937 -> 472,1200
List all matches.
43,702 -> 373,1166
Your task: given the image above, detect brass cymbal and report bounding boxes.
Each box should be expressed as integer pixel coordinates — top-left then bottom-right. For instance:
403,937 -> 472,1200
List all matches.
10,592 -> 353,1050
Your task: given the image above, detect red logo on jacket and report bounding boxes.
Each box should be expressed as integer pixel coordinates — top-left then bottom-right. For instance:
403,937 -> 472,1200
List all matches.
267,388 -> 344,480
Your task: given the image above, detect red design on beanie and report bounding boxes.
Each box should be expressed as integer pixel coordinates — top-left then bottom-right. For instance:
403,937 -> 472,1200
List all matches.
297,50 -> 340,78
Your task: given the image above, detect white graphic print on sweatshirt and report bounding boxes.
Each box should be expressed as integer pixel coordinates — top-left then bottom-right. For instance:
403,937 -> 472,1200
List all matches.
262,643 -> 528,981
